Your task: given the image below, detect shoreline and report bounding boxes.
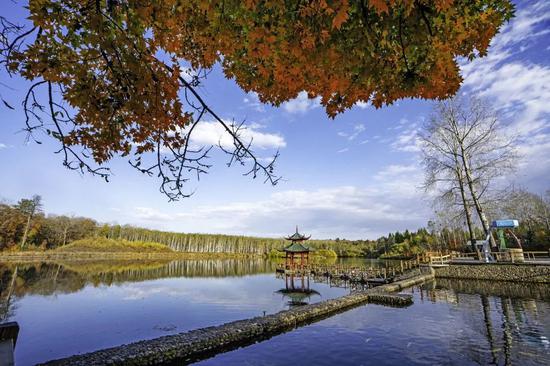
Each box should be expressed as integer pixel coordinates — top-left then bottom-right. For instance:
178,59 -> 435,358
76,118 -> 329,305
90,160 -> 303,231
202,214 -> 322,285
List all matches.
0,251 -> 263,262
0,251 -> 354,263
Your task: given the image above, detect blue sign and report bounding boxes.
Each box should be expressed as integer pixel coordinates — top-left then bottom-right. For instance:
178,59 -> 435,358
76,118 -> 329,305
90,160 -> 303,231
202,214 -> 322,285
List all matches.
491,219 -> 519,228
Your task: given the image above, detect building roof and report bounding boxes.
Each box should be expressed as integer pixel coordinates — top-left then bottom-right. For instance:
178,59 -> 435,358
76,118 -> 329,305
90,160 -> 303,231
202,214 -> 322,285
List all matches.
283,242 -> 311,253
284,226 -> 311,241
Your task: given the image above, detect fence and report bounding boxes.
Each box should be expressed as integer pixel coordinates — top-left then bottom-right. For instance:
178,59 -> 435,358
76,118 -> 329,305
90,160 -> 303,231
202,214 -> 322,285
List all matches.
424,250 -> 549,264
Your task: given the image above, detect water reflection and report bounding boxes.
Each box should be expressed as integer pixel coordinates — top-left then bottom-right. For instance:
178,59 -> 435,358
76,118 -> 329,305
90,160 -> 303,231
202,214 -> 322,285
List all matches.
197,279 -> 550,366
0,259 -> 348,365
0,259 -> 280,322
2,260 -> 548,366
0,259 -> 277,296
275,273 -> 320,307
416,279 -> 550,365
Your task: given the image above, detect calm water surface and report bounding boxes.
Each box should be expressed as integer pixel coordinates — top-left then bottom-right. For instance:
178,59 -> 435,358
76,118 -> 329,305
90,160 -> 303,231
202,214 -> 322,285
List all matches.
198,279 -> 550,366
0,258 -> 548,365
0,259 -> 349,365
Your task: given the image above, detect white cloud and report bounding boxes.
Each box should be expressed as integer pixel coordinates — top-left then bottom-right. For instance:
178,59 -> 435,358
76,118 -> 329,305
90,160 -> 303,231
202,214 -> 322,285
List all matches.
355,101 -> 369,109
391,122 -> 421,153
490,1 -> 550,53
135,207 -> 172,221
187,121 -> 286,149
337,124 -> 366,141
348,124 -> 366,141
242,92 -> 266,112
0,143 -> 7,149
337,148 -> 349,153
460,1 -> 550,191
374,164 -> 419,182
129,163 -> 428,239
282,91 -> 321,114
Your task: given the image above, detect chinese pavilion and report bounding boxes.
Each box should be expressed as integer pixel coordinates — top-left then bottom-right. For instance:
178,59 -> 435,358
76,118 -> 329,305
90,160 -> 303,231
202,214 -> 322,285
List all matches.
282,226 -> 311,271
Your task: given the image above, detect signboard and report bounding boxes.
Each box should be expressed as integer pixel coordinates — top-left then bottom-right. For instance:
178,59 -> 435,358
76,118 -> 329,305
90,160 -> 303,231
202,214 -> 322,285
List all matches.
491,219 -> 519,229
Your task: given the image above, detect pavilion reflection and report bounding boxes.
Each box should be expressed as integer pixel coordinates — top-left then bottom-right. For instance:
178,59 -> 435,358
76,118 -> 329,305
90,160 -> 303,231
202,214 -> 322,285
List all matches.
276,273 -> 320,307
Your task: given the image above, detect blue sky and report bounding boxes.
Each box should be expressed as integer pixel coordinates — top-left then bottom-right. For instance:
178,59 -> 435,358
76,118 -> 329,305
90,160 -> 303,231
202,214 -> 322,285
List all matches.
1,1 -> 549,239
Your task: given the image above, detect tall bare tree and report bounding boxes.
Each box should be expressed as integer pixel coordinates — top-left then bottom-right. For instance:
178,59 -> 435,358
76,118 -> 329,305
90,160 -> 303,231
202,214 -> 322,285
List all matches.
421,96 -> 517,247
421,104 -> 476,244
501,187 -> 550,232
16,195 -> 42,249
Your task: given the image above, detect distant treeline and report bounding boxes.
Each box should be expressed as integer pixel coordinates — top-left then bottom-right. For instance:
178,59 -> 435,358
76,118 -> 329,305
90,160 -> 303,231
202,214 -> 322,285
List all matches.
1,191 -> 549,256
102,225 -> 379,256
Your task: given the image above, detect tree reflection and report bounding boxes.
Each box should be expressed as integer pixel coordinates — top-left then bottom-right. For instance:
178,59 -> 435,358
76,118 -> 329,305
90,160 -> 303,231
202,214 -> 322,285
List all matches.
0,259 -> 277,320
417,279 -> 550,365
481,294 -> 498,365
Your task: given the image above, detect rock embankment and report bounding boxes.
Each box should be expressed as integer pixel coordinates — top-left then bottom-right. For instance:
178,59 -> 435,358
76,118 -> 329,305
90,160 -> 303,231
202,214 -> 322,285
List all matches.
42,270 -> 434,366
434,262 -> 550,283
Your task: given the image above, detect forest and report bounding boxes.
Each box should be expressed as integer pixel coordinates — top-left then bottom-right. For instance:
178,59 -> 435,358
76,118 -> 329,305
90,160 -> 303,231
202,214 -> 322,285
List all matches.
1,188 -> 549,258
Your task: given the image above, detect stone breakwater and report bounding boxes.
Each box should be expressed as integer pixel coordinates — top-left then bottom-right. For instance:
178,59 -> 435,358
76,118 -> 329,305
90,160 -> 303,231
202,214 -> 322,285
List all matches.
41,270 -> 435,366
434,262 -> 550,283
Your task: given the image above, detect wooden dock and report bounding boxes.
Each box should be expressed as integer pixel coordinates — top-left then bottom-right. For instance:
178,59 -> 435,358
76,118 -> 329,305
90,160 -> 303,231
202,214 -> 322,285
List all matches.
276,258 -> 422,288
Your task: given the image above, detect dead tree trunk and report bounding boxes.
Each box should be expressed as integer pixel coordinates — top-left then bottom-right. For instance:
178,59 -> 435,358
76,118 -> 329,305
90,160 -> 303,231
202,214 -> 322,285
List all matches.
459,146 -> 495,247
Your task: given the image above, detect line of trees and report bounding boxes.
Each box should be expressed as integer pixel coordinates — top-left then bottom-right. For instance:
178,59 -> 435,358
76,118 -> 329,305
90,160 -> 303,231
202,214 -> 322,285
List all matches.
0,196 -> 423,256
102,225 -> 380,257
1,191 -> 548,256
0,196 -> 96,251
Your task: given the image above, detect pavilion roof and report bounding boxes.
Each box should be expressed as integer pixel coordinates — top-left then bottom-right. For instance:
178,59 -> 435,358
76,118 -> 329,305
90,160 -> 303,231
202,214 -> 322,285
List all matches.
284,226 -> 311,241
283,242 -> 311,253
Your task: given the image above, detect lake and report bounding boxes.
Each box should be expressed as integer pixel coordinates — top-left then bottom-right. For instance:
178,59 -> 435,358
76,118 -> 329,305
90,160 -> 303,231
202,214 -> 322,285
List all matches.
1,259 -> 548,365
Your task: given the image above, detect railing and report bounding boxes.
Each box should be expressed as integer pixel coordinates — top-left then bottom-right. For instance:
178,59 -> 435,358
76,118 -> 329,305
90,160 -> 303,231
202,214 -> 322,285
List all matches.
523,251 -> 549,261
450,252 -> 479,260
276,257 -> 423,281
424,250 -> 549,264
429,254 -> 452,265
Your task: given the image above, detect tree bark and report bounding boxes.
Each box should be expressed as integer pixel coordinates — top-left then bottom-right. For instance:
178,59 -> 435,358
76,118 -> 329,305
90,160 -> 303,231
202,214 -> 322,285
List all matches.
454,160 -> 475,247
62,227 -> 68,247
20,213 -> 32,249
459,145 -> 496,247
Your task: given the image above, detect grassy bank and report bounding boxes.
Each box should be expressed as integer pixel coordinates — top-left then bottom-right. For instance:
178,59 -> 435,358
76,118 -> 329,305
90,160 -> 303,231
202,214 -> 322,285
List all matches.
56,238 -> 174,253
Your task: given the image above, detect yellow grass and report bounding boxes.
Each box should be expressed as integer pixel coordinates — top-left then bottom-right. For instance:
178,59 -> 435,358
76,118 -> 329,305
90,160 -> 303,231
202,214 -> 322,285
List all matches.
56,238 -> 174,253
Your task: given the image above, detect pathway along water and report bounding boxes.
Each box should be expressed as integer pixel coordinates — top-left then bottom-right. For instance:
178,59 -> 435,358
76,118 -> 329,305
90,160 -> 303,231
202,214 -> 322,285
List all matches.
41,269 -> 435,366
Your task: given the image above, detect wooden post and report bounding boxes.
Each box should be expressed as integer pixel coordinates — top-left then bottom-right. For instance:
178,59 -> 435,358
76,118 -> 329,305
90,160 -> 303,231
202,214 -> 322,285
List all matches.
285,252 -> 290,269
0,322 -> 19,366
